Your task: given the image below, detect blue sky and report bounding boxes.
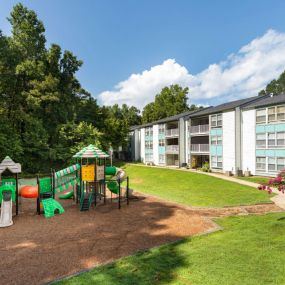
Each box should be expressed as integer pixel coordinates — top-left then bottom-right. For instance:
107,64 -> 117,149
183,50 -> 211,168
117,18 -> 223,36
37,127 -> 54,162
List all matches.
1,0 -> 285,108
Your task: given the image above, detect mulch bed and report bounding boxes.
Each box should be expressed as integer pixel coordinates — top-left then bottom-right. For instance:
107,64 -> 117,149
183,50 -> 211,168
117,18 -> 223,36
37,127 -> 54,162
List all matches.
0,193 -> 217,285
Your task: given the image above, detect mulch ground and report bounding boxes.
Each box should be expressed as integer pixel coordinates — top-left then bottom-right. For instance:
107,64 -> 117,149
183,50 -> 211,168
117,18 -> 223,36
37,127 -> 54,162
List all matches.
0,191 -> 283,285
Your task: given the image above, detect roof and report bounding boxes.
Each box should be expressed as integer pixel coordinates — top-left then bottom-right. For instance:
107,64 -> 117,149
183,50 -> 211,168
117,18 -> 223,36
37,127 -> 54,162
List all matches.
0,156 -> 21,174
188,95 -> 262,118
242,93 -> 285,109
73,144 -> 109,158
130,109 -> 203,130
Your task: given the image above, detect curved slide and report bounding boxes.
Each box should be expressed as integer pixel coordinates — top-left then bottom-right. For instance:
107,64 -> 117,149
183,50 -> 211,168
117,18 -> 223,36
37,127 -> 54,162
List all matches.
105,166 -> 126,194
59,191 -> 74,199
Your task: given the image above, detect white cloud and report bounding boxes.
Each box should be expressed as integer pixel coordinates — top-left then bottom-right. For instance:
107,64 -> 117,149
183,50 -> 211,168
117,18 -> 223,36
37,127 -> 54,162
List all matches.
98,29 -> 285,108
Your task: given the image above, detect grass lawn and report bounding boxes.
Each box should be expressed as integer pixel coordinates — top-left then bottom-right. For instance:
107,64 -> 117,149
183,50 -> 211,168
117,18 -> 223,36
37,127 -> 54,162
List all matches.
56,213 -> 285,285
238,176 -> 271,185
121,165 -> 273,207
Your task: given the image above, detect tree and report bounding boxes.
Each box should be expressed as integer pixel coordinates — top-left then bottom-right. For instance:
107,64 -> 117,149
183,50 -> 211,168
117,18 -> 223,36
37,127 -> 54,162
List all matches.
0,4 -> 143,172
259,70 -> 285,96
142,84 -> 192,123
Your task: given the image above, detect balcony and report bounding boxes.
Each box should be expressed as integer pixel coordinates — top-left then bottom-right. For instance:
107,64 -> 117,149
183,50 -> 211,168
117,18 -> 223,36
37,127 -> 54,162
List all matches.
166,145 -> 179,153
165,128 -> 179,137
190,144 -> 209,153
190,124 -> 209,135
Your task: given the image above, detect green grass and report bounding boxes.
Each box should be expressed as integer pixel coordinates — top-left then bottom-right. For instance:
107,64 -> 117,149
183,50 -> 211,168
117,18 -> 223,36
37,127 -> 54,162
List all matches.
122,165 -> 273,207
238,176 -> 271,185
55,213 -> 285,285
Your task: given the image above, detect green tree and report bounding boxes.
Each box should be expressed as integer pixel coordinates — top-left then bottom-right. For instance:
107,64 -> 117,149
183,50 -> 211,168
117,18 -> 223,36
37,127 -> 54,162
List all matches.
142,85 -> 190,123
259,70 -> 285,96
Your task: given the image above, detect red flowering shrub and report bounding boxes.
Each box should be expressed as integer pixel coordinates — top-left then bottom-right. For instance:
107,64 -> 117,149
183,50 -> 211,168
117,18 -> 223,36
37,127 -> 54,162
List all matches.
258,169 -> 285,194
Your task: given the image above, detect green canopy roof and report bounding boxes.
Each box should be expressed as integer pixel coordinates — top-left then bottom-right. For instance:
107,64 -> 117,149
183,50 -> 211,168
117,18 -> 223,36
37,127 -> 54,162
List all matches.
73,144 -> 109,158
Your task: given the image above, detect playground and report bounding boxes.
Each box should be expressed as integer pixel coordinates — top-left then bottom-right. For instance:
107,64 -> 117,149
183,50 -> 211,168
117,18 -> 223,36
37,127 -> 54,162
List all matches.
0,149 -> 284,284
0,191 -> 218,285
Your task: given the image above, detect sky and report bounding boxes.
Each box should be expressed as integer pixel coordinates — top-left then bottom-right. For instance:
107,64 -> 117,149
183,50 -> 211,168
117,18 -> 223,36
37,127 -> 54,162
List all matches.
1,0 -> 285,109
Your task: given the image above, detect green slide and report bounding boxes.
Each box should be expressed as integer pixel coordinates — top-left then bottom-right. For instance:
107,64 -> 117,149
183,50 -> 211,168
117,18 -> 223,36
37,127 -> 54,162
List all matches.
59,191 -> 74,199
42,198 -> 65,218
105,166 -> 117,176
107,181 -> 119,194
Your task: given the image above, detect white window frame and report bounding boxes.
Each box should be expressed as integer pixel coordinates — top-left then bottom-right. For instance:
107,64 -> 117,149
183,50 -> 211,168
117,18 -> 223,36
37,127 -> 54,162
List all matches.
211,135 -> 222,145
211,155 -> 223,169
256,156 -> 266,171
256,108 -> 266,124
159,154 -> 165,164
210,114 -> 222,128
158,124 -> 165,134
145,127 -> 153,136
145,141 -> 153,149
268,157 -> 285,172
256,133 -> 266,148
159,139 -> 165,147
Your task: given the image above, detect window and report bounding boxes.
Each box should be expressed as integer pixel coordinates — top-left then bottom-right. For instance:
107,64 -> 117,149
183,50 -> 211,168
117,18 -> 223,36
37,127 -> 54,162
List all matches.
211,135 -> 222,145
277,157 -> 285,171
267,157 -> 285,172
145,141 -> 153,149
159,139 -> 165,147
277,132 -> 285,146
267,105 -> 285,123
256,109 -> 266,124
210,114 -> 222,128
159,154 -> 165,164
268,157 -> 276,171
145,154 -> 153,162
268,107 -> 276,122
211,156 -> 223,169
277,105 -> 285,121
145,127 -> 153,136
158,124 -> 165,134
268,133 -> 276,147
265,132 -> 285,147
256,133 -> 266,148
256,157 -> 266,171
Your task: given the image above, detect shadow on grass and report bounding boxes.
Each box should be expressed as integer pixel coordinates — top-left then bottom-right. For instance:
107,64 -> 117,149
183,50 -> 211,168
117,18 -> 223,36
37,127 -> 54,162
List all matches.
57,239 -> 189,285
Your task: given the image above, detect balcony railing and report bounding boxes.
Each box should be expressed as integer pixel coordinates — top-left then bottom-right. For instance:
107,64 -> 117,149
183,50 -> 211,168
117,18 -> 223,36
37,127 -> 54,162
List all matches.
166,145 -> 179,153
165,128 -> 179,137
190,124 -> 209,134
190,144 -> 209,153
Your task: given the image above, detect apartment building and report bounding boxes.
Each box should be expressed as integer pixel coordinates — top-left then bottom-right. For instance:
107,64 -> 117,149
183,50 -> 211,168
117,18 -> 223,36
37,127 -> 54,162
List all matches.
129,93 -> 285,177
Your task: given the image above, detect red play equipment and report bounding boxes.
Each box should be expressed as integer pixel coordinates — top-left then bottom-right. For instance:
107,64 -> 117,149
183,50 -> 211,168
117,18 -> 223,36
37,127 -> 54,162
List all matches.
20,186 -> 38,198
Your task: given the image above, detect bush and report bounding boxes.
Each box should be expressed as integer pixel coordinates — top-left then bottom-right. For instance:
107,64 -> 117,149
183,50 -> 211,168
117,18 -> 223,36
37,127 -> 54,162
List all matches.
198,162 -> 211,172
258,169 -> 285,194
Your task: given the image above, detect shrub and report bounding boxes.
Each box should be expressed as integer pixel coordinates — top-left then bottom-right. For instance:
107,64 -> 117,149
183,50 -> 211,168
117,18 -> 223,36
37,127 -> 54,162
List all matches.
258,169 -> 285,194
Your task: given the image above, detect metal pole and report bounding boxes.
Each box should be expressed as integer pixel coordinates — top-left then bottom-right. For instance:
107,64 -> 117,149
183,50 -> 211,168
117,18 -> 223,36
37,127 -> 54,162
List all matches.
15,173 -> 19,215
118,178 -> 121,209
37,175 -> 40,215
126,176 -> 129,206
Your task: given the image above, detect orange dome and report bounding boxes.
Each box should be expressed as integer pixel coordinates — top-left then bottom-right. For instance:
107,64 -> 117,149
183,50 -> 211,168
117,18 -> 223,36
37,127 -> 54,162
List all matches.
20,186 -> 38,198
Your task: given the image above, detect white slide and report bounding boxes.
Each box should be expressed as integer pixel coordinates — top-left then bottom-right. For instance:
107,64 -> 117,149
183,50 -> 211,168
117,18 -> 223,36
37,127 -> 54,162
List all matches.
0,191 -> 13,228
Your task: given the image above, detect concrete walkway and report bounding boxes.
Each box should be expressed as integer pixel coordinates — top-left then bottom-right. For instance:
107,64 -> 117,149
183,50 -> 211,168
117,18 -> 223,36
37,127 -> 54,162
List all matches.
129,164 -> 285,210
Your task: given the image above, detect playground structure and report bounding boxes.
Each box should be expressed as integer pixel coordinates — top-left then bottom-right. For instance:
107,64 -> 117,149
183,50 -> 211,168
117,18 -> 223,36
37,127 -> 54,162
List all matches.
0,156 -> 21,227
0,144 -> 130,223
73,144 -> 129,211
